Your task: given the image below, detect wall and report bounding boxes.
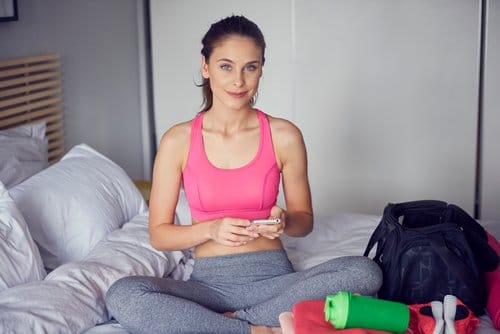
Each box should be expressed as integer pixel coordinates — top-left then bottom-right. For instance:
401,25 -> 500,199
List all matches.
293,0 -> 479,216
0,0 -> 148,179
481,0 -> 500,220
6,1 -> 492,217
150,0 -> 486,217
150,0 -> 293,128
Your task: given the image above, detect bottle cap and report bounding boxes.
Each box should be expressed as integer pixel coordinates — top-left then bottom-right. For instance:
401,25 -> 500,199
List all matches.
324,291 -> 350,329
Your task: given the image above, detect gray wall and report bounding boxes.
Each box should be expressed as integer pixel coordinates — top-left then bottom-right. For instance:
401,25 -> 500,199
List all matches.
482,0 -> 500,220
2,0 -> 497,219
0,0 -> 146,179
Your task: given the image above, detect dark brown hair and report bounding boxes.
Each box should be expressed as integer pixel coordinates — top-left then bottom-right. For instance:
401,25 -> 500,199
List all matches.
199,15 -> 266,112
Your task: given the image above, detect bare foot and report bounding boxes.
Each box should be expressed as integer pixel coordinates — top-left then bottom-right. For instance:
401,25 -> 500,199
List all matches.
225,312 -> 282,334
278,312 -> 294,334
223,312 -> 236,318
250,325 -> 282,334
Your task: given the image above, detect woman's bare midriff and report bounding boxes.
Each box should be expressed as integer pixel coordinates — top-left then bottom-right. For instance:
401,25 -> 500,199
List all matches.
193,221 -> 284,258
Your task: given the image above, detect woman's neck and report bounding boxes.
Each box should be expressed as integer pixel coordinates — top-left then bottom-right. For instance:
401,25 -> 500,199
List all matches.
203,106 -> 257,133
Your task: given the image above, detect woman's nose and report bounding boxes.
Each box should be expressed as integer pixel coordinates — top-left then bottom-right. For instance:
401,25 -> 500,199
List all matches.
233,72 -> 244,87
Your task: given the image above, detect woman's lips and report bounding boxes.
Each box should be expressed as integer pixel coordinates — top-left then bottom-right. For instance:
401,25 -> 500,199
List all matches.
227,91 -> 247,98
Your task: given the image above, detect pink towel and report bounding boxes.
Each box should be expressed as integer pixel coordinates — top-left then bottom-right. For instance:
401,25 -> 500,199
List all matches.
292,300 -> 392,334
485,232 -> 500,330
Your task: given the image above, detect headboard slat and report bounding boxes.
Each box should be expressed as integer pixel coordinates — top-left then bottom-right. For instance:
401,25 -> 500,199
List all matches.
0,62 -> 60,80
46,121 -> 63,133
0,79 -> 62,98
47,129 -> 64,141
0,71 -> 61,89
0,53 -> 60,68
0,53 -> 65,164
48,147 -> 65,160
48,138 -> 65,150
0,106 -> 63,128
0,96 -> 62,117
0,88 -> 62,108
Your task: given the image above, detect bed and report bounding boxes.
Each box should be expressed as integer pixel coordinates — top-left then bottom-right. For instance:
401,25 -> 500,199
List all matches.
1,54 -> 499,334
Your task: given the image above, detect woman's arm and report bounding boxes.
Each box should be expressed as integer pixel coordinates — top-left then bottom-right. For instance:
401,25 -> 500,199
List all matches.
271,117 -> 313,237
148,122 -> 199,250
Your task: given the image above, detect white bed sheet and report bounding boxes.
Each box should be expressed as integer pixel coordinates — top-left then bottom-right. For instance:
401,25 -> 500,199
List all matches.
0,213 -> 187,334
2,212 -> 498,334
87,213 -> 500,334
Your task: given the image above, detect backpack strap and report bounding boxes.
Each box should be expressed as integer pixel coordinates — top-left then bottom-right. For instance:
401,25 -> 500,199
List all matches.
447,204 -> 499,272
363,203 -> 397,257
363,220 -> 387,257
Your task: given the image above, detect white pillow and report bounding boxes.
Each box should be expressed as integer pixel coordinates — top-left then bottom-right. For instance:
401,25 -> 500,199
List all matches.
9,143 -> 148,269
0,181 -> 46,291
176,188 -> 192,226
0,123 -> 48,188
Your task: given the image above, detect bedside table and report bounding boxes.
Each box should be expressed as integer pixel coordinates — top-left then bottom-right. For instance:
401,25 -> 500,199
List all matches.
133,179 -> 152,205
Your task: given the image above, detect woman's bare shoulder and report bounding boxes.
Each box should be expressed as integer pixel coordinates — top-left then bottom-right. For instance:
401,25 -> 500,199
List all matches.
154,119 -> 194,170
267,114 -> 304,145
159,119 -> 193,149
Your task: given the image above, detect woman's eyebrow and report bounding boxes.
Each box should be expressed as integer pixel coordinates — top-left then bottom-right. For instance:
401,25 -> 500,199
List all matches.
216,58 -> 234,63
216,58 -> 261,65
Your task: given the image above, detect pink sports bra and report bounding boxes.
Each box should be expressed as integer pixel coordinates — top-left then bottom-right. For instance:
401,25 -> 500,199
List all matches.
182,109 -> 280,222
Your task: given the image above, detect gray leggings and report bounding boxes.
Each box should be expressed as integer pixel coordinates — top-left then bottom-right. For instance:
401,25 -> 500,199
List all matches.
105,249 -> 382,334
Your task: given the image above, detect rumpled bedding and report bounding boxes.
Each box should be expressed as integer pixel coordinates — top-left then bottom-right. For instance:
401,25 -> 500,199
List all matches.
0,213 -> 498,334
0,212 -> 186,334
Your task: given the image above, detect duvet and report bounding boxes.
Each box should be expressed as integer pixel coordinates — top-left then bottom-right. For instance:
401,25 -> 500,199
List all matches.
2,212 -> 498,334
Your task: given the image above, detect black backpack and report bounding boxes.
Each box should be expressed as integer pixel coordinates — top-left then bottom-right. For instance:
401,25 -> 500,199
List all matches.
363,200 -> 499,316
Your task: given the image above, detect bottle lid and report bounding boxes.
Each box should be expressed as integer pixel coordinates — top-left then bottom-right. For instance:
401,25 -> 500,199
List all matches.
324,291 -> 350,329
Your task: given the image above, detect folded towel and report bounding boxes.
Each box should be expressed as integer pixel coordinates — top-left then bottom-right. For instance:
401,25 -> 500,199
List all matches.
291,300 -> 391,334
485,232 -> 500,330
408,299 -> 478,334
292,300 -> 334,334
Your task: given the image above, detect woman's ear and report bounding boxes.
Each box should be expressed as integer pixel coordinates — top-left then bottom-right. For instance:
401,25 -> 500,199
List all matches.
201,56 -> 209,79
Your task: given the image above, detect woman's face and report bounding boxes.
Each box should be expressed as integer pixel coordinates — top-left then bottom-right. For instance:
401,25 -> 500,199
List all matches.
202,35 -> 263,112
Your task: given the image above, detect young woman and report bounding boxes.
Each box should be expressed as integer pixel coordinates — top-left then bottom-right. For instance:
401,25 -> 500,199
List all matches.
105,15 -> 382,334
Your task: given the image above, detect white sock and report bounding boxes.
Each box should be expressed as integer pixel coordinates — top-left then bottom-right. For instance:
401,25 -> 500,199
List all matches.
443,295 -> 457,334
431,301 -> 444,334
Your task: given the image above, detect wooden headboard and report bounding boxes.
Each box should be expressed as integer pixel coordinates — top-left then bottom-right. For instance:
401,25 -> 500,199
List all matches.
0,53 -> 65,164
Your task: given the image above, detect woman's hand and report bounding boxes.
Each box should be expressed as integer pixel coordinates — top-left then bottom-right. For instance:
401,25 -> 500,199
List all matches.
247,206 -> 286,240
209,218 -> 259,247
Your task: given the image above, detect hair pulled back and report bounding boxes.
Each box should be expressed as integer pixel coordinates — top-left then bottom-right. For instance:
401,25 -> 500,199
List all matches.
199,15 -> 266,112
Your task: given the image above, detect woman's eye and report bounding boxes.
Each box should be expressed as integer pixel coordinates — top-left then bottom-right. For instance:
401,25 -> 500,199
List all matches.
220,64 -> 231,71
246,65 -> 257,71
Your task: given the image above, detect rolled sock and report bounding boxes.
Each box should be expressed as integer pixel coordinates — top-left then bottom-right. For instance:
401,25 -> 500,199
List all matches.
431,301 -> 444,334
443,295 -> 457,334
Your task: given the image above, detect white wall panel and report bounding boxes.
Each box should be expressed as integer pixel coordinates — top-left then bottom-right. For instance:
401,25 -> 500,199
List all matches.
294,0 -> 480,216
150,0 -> 293,145
481,0 -> 500,220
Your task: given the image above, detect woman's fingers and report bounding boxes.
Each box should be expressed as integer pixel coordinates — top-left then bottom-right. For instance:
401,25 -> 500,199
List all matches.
251,222 -> 284,239
214,218 -> 258,246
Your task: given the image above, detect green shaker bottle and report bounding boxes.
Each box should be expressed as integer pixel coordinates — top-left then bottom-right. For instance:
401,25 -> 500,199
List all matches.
324,291 -> 409,332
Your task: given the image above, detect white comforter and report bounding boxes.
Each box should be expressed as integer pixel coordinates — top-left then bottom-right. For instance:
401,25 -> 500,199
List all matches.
0,213 -> 187,334
0,213 -> 498,334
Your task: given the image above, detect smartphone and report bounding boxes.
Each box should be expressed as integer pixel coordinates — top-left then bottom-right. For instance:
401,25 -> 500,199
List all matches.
251,218 -> 281,225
